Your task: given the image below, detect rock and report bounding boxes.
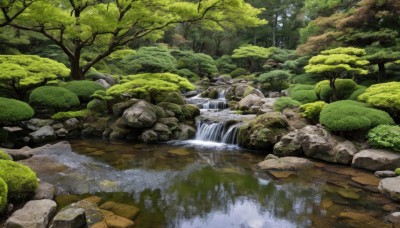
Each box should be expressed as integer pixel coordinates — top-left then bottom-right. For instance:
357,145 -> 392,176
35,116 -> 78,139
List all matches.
3,126 -> 24,133
2,146 -> 33,161
152,123 -> 171,142
375,170 -> 397,178
238,94 -> 264,111
157,102 -> 184,121
50,207 -> 86,228
56,128 -> 68,138
258,98 -> 277,113
352,149 -> 400,171
168,148 -> 190,156
301,126 -> 337,161
104,214 -> 134,228
181,104 -> 200,120
64,118 -> 80,131
332,141 -> 358,165
19,155 -> 69,175
99,201 -> 140,220
379,177 -> 400,202
70,198 -> 105,225
122,100 -> 157,128
339,211 -> 391,228
113,99 -> 140,116
256,154 -> 314,171
52,123 -> 64,130
351,175 -> 380,186
388,212 -> 400,224
34,181 -> 55,200
185,91 -> 198,98
96,79 -> 111,89
238,112 -> 289,150
25,118 -> 55,131
268,171 -> 296,179
268,91 -> 281,98
87,99 -> 108,114
174,124 -> 196,140
273,130 -> 303,157
5,199 -> 57,228
162,92 -> 185,105
29,126 -> 57,143
139,130 -> 158,143
337,189 -> 360,200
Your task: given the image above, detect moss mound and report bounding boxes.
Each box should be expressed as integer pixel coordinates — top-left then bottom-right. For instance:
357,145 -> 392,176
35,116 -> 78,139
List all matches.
299,101 -> 327,123
65,80 -> 105,102
274,97 -> 302,112
320,100 -> 394,132
288,84 -> 318,104
0,150 -> 12,161
162,92 -> 185,105
0,97 -> 34,122
0,177 -> 7,213
0,160 -> 38,200
29,86 -> 80,110
182,104 -> 200,120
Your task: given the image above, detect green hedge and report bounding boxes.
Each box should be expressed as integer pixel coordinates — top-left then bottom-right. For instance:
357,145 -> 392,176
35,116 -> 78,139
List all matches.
0,160 -> 38,200
0,97 -> 34,122
65,80 -> 105,102
299,101 -> 327,123
29,86 -> 80,110
368,125 -> 400,152
230,68 -> 248,78
320,100 -> 394,132
0,177 -> 7,213
274,97 -> 302,112
288,84 -> 318,104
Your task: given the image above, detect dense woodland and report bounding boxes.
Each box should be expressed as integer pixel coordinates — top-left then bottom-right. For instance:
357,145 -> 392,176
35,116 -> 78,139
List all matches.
0,0 -> 400,225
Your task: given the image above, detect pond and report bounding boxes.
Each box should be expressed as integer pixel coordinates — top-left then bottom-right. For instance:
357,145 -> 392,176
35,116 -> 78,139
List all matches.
29,139 -> 397,228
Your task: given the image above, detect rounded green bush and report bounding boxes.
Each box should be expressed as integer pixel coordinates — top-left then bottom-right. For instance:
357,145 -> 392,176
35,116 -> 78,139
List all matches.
230,68 -> 248,78
349,85 -> 367,100
368,125 -> 400,152
274,97 -> 302,112
290,90 -> 318,104
358,82 -> 400,112
320,100 -> 394,132
0,177 -> 7,213
29,86 -> 80,110
315,79 -> 357,102
65,80 -> 106,102
0,160 -> 38,200
292,74 -> 318,85
299,101 -> 327,122
0,150 -> 12,161
0,97 -> 34,122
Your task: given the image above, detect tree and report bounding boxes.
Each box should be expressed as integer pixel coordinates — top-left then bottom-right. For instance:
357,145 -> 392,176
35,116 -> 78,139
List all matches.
172,49 -> 218,77
2,0 -> 266,80
304,47 -> 369,101
0,55 -> 70,99
231,45 -> 270,72
256,70 -> 291,92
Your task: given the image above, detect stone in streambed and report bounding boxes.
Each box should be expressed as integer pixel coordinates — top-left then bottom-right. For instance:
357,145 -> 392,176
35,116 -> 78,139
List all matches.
379,177 -> 400,202
99,201 -> 140,220
255,154 -> 314,171
50,207 -> 86,228
352,149 -> 400,171
351,175 -> 380,186
375,170 -> 397,178
34,181 -> 55,200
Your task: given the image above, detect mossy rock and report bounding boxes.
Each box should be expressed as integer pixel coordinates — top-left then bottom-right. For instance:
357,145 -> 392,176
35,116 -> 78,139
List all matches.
157,102 -> 184,121
87,99 -> 108,114
181,104 -> 200,120
162,92 -> 185,105
238,112 -> 289,150
0,160 -> 38,201
0,150 -> 12,161
153,105 -> 166,119
0,97 -> 34,123
0,177 -> 7,213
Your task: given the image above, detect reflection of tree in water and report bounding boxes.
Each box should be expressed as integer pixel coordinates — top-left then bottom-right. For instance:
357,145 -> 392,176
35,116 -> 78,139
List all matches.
133,166 -> 325,228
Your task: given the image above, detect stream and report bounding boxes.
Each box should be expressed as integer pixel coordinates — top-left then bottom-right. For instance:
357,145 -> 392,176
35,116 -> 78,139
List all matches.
28,90 -> 398,227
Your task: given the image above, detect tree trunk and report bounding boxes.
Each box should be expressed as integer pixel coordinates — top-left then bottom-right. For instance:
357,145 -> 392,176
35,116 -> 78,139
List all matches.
330,78 -> 337,102
377,62 -> 385,82
70,56 -> 84,80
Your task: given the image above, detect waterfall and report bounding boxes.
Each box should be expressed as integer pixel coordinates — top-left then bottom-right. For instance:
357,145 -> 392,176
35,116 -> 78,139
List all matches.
195,120 -> 240,145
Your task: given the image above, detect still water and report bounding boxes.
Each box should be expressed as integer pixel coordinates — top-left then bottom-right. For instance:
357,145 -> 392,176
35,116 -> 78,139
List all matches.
31,139 -> 396,227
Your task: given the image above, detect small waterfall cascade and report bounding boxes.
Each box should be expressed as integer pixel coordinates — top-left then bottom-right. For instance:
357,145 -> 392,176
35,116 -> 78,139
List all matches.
195,119 -> 241,145
187,89 -> 227,110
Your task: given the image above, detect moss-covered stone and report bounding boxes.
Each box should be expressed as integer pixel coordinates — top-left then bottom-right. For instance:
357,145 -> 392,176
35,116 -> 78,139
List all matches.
87,99 -> 108,114
162,92 -> 185,105
0,149 -> 12,161
65,80 -> 106,102
238,112 -> 289,150
0,177 -> 7,213
0,160 -> 38,200
157,102 -> 184,121
181,104 -> 200,120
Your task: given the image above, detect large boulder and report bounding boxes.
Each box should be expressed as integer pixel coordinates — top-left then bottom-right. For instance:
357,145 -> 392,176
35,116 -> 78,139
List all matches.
226,84 -> 264,101
255,154 -> 314,171
113,99 -> 140,116
162,92 -> 185,105
25,118 -> 55,131
352,149 -> 400,171
50,207 -> 86,228
122,100 -> 157,128
379,177 -> 400,202
238,112 -> 289,150
273,125 -> 358,165
6,199 -> 57,228
29,126 -> 57,143
237,94 -> 264,111
139,130 -> 158,143
173,124 -> 196,140
34,181 -> 55,200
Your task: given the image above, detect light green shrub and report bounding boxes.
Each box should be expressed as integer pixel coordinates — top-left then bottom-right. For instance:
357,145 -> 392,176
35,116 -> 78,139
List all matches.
368,125 -> 400,152
0,97 -> 34,122
51,110 -> 87,120
230,68 -> 248,78
29,86 -> 80,110
288,84 -> 318,104
358,82 -> 400,112
256,70 -> 291,92
274,97 -> 302,112
315,79 -> 358,102
0,177 -> 7,213
64,80 -> 105,102
299,101 -> 327,123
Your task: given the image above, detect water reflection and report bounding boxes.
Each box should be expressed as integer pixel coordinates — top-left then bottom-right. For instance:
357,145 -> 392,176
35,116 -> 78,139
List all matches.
28,139 -> 395,227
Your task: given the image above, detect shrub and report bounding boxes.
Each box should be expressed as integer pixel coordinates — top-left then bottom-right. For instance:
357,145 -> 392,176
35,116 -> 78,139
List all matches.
0,97 -> 34,123
395,168 -> 400,176
122,73 -> 195,91
230,68 -> 248,78
64,80 -> 105,102
216,55 -> 236,74
29,86 -> 80,110
0,177 -> 7,213
368,125 -> 400,152
0,150 -> 12,161
162,92 -> 185,105
299,101 -> 327,123
256,70 -> 291,92
292,74 -> 318,85
51,110 -> 87,120
315,79 -> 358,102
319,100 -> 394,132
0,160 -> 38,200
288,84 -> 318,104
349,85 -> 367,100
176,69 -> 199,81
274,97 -> 302,112
358,82 -> 400,112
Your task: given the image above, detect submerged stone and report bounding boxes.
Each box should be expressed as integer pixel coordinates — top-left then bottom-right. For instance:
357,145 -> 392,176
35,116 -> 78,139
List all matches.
99,201 -> 140,220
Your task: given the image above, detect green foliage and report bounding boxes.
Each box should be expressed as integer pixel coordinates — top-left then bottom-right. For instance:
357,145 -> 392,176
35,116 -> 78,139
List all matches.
29,86 -> 80,110
230,68 -> 248,78
0,160 -> 38,200
299,101 -> 327,123
172,50 -> 218,77
319,100 -> 394,132
368,125 -> 400,152
0,177 -> 7,213
51,110 -> 87,121
216,55 -> 236,74
0,150 -> 12,161
396,168 -> 400,176
273,97 -> 302,112
87,99 -> 108,114
64,80 -> 106,102
358,82 -> 400,112
315,79 -> 358,102
256,70 -> 291,92
175,69 -> 199,81
292,74 -> 318,85
0,55 -> 70,98
0,97 -> 34,123
122,73 -> 195,91
162,92 -> 185,105
349,85 -> 367,100
182,104 -> 200,120
288,84 -> 318,104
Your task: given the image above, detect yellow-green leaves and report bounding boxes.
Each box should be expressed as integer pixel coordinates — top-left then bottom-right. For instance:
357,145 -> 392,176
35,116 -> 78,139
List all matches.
358,82 -> 400,111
